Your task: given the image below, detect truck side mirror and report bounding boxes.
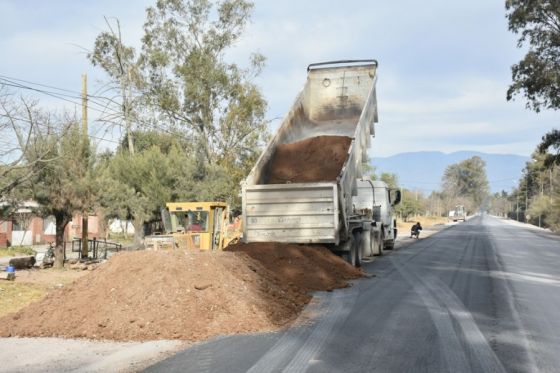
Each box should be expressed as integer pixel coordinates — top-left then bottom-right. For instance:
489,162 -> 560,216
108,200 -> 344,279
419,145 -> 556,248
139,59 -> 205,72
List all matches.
392,190 -> 401,206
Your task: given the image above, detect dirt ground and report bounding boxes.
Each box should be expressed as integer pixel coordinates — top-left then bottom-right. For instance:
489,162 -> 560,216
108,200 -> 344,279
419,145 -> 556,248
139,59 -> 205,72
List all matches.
0,245 -> 361,342
266,135 -> 352,184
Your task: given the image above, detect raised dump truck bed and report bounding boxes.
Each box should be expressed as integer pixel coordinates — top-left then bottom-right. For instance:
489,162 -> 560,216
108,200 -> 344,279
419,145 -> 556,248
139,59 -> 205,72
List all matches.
242,60 -> 378,246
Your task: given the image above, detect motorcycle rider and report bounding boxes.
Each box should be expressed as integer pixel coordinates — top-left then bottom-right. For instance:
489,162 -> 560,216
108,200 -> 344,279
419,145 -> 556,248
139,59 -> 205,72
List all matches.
410,222 -> 422,238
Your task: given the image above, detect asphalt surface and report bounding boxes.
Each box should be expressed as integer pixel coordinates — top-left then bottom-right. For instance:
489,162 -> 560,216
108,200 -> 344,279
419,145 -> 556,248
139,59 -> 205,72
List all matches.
144,215 -> 560,373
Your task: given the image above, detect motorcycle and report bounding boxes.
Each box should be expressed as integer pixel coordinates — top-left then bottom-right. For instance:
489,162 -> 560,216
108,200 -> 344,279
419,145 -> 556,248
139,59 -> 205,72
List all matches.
410,225 -> 422,239
38,242 -> 55,268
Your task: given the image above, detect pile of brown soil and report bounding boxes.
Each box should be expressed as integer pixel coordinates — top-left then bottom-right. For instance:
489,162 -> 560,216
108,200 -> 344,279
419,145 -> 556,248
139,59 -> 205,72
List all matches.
266,135 -> 352,184
227,242 -> 363,292
0,251 -> 309,341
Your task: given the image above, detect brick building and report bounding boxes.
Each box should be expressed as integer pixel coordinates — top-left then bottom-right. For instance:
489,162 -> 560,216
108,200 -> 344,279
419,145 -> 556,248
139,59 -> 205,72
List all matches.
0,202 -> 102,248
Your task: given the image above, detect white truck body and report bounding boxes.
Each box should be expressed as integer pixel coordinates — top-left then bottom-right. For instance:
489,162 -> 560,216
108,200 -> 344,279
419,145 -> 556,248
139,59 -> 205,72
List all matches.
242,60 -> 378,252
450,205 -> 467,222
354,179 -> 400,253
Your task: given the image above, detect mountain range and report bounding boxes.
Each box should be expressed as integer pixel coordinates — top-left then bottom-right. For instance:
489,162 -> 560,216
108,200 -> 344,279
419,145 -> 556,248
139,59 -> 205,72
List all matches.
371,151 -> 529,194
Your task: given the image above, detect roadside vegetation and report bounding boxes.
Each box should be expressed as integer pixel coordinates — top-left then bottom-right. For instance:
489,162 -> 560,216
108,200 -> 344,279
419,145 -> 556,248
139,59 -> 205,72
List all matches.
0,283 -> 45,318
0,0 -> 269,265
0,268 -> 90,318
486,1 -> 560,231
372,155 -> 490,223
0,247 -> 35,257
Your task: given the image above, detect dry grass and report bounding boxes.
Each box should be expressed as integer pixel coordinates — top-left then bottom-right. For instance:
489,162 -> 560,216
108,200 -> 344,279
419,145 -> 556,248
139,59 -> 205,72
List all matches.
0,268 -> 89,318
0,282 -> 46,318
0,247 -> 35,257
397,216 -> 448,236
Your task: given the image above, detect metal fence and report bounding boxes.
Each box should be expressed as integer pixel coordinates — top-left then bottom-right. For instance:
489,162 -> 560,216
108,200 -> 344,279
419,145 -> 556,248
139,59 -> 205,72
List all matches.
70,238 -> 122,260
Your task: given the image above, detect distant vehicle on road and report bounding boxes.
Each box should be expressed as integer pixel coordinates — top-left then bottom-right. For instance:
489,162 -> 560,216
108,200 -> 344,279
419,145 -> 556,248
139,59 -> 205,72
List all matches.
449,205 -> 467,222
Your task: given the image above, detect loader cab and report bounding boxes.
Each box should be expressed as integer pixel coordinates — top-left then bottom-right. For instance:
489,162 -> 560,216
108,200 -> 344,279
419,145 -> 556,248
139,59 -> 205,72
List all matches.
166,202 -> 228,251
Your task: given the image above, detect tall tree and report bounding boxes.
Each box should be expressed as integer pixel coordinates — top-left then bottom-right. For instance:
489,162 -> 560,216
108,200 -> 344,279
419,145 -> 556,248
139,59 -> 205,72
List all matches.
395,189 -> 423,222
0,92 -> 61,198
89,17 -> 144,155
29,124 -> 97,268
538,129 -> 560,166
379,172 -> 399,188
506,1 -> 560,230
442,156 -> 489,210
97,131 -> 233,246
506,1 -> 560,112
141,0 -> 268,181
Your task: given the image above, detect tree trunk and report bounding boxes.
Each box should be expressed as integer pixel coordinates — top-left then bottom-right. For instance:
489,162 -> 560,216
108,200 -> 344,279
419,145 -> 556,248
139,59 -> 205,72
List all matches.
54,212 -> 70,269
133,218 -> 145,249
81,215 -> 89,258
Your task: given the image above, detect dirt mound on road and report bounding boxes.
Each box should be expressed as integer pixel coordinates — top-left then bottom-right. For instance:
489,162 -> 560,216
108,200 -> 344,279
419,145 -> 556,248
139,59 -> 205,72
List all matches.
227,242 -> 363,292
0,250 -> 309,341
266,135 -> 352,184
0,244 -> 362,342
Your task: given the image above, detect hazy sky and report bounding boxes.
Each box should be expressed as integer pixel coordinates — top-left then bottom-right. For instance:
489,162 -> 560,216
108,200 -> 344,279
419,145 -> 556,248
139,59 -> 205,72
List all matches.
0,0 -> 557,157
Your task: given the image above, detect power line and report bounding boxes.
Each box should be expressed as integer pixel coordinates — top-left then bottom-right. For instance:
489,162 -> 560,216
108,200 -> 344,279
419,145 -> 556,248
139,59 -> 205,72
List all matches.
0,74 -> 123,108
0,73 -> 249,148
0,75 -> 176,136
0,78 -> 122,116
0,112 -> 120,144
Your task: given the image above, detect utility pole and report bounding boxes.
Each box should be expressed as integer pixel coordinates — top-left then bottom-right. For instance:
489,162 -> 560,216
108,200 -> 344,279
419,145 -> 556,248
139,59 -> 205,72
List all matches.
551,168 -> 554,203
516,193 -> 519,222
81,74 -> 89,259
525,183 -> 528,223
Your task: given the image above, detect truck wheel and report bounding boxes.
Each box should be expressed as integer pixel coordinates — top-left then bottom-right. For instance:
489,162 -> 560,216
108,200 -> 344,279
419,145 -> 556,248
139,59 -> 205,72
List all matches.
385,229 -> 394,250
370,230 -> 379,256
377,231 -> 384,256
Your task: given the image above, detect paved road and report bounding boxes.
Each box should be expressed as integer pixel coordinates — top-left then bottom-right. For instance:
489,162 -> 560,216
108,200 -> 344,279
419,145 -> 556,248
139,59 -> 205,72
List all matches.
144,215 -> 560,373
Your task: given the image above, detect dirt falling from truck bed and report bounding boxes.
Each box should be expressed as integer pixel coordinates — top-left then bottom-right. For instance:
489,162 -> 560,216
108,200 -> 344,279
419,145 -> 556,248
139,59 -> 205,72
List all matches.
227,242 -> 363,292
266,135 -> 352,184
0,245 -> 362,342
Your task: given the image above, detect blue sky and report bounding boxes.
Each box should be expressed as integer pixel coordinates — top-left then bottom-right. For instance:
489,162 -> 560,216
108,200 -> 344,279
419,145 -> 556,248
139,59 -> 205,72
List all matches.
0,0 -> 557,157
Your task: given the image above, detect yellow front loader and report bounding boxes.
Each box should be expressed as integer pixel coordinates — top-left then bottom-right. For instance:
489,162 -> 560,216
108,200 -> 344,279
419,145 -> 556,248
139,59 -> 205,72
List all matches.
144,202 -> 242,251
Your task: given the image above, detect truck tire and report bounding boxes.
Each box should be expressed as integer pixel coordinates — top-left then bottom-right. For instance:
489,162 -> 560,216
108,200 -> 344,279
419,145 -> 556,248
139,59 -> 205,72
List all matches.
377,230 -> 384,256
370,230 -> 381,256
347,232 -> 362,268
384,228 -> 394,250
384,239 -> 394,250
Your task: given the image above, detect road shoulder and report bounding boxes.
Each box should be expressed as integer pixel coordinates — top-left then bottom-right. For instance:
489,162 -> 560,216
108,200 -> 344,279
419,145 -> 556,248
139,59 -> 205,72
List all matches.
0,337 -> 187,373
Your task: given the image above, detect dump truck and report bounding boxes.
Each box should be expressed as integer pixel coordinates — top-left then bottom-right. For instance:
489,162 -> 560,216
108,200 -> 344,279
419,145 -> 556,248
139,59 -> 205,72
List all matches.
144,202 -> 242,251
241,60 -> 383,266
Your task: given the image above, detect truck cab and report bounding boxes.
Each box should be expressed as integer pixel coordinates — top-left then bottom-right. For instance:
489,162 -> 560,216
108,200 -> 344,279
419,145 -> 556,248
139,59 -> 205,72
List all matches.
354,179 -> 401,255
